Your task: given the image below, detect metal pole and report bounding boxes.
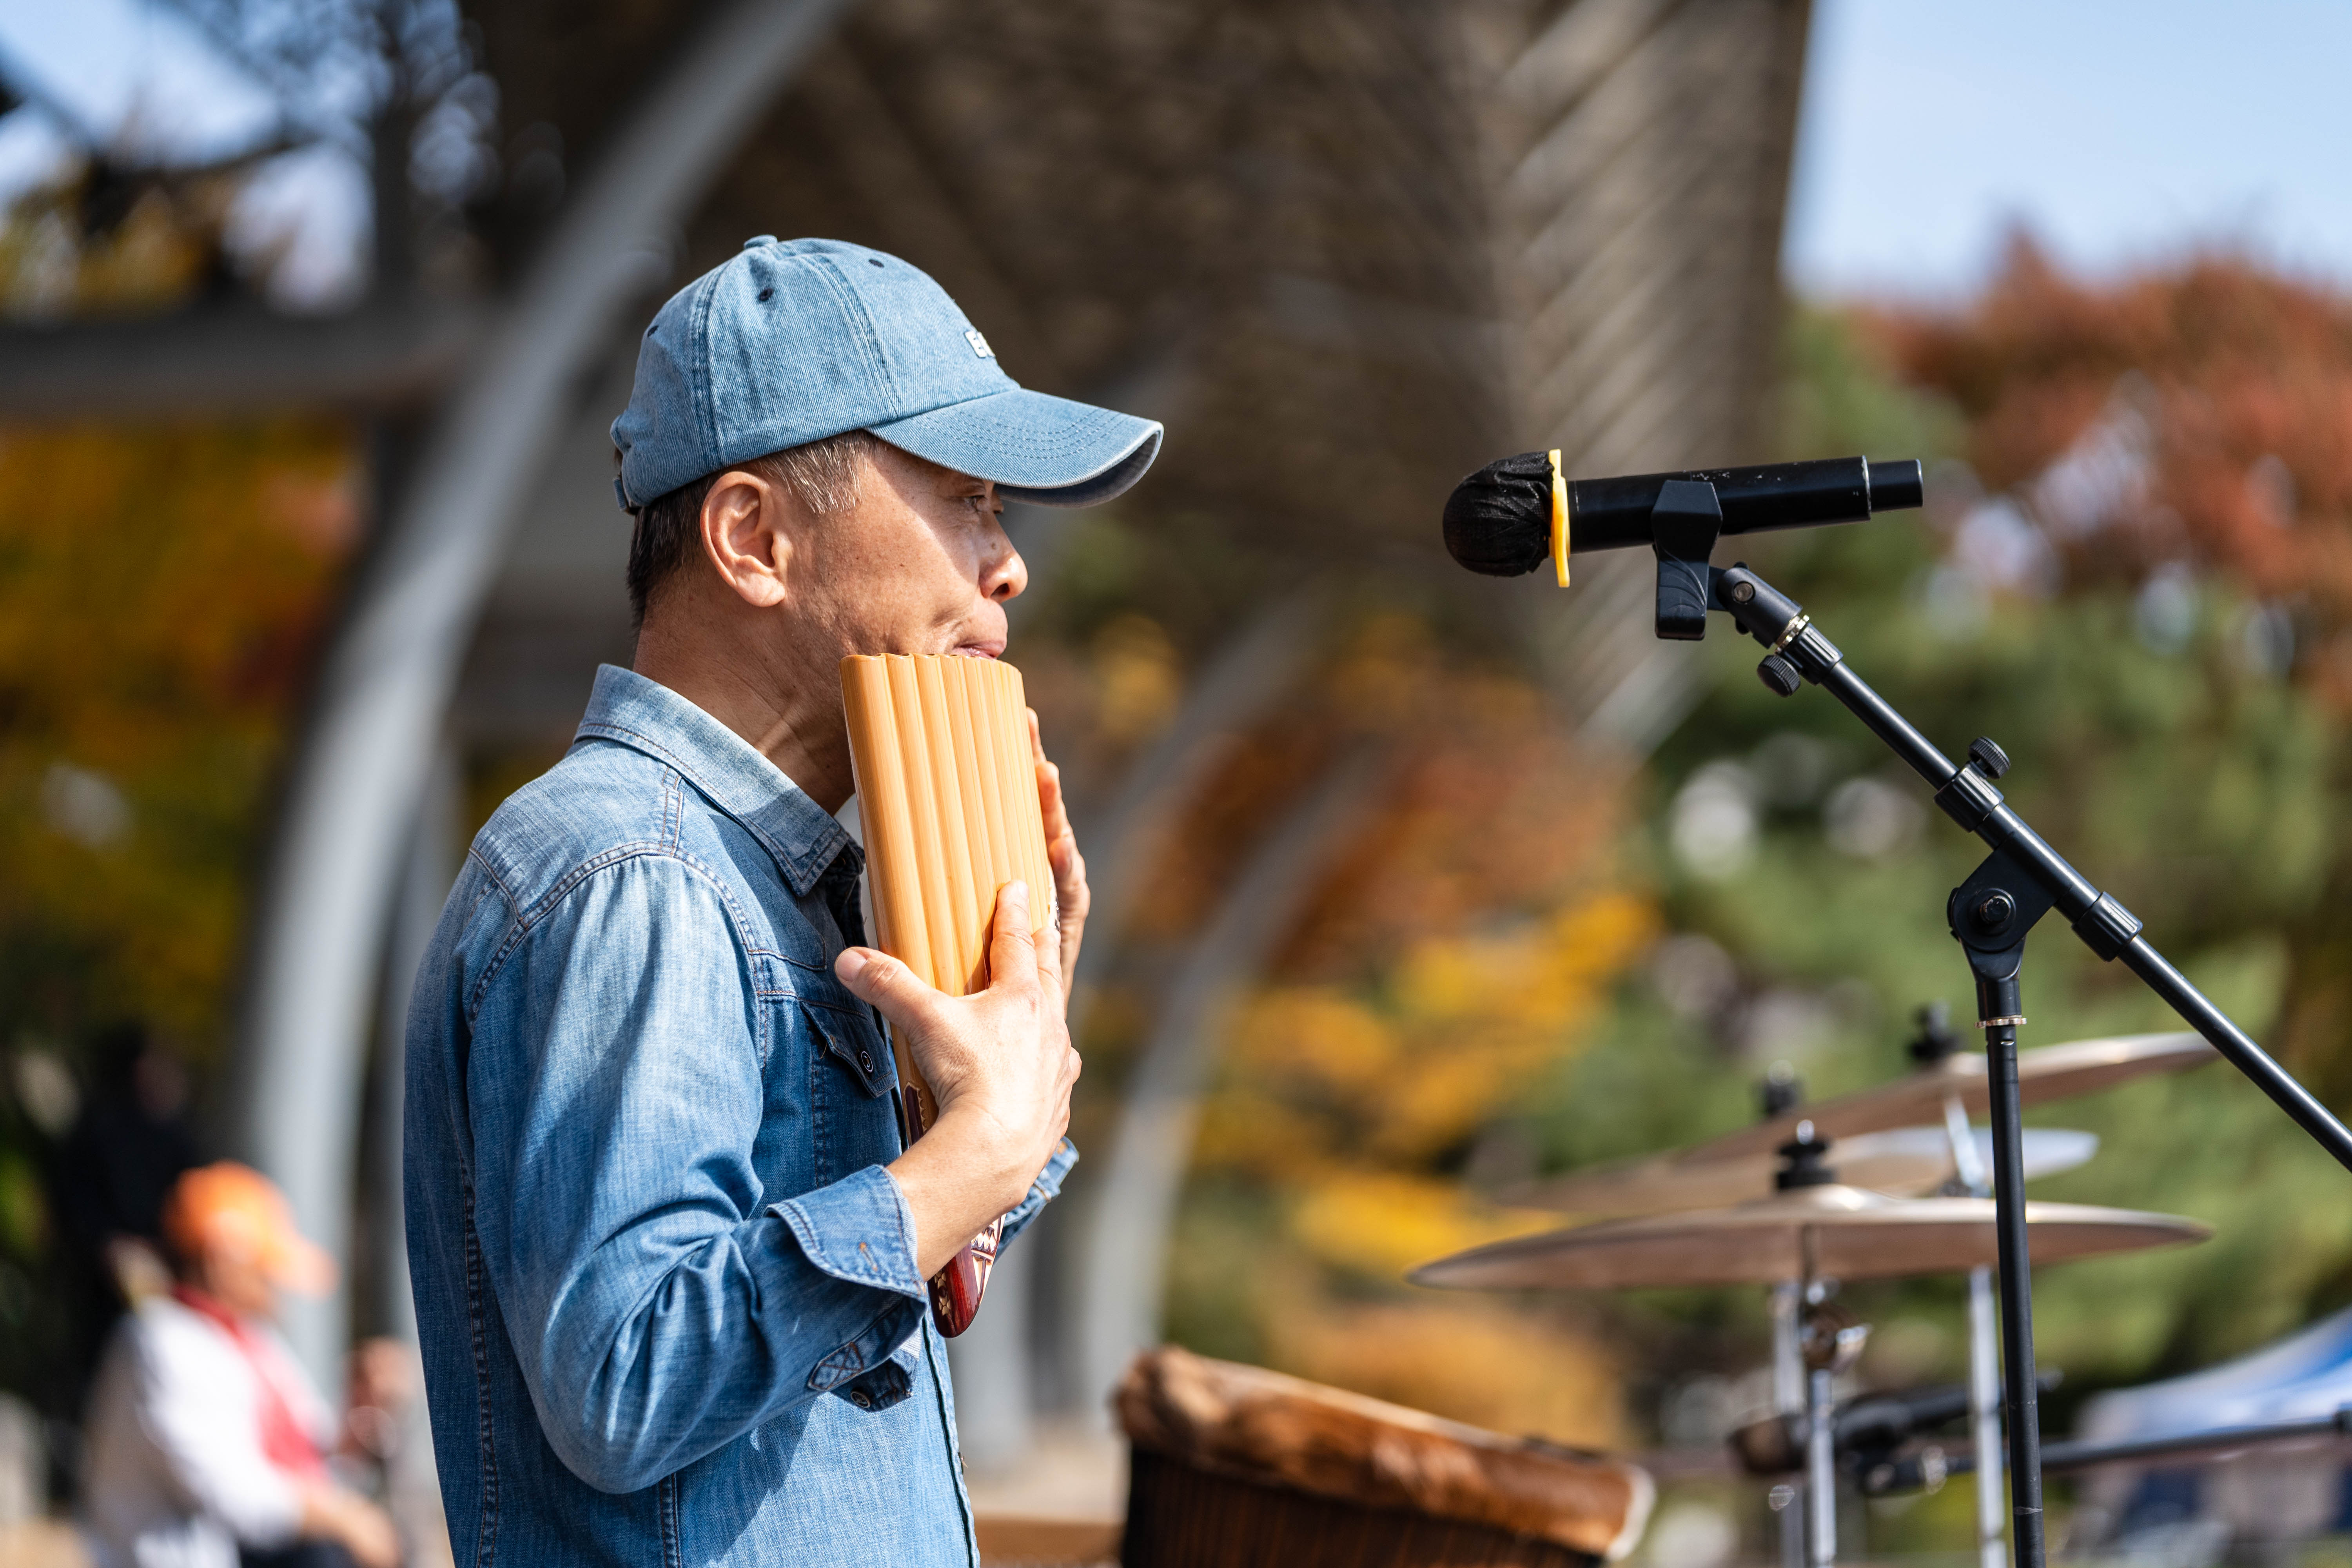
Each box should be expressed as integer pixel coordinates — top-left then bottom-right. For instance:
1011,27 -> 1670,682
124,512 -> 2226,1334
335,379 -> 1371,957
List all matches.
1982,1013 -> 2046,1568
1808,1365 -> 1838,1568
1771,1282 -> 1807,1568
1937,1409 -> 2352,1477
1942,1094 -> 2008,1568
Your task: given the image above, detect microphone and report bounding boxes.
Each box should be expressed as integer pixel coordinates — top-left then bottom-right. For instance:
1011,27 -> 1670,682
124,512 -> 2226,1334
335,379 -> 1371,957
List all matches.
1442,454 -> 1926,579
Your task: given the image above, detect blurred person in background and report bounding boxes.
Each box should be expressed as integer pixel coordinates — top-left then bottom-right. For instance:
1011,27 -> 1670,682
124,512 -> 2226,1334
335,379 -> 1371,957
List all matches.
80,1162 -> 404,1568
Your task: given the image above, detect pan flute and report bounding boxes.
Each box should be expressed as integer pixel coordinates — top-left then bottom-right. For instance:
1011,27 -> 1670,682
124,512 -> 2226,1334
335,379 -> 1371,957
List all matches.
839,652 -> 1058,1336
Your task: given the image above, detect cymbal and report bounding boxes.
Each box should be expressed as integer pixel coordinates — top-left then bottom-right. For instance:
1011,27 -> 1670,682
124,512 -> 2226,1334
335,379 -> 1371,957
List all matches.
1410,1185 -> 2208,1292
1498,1127 -> 2100,1217
1682,1033 -> 2212,1162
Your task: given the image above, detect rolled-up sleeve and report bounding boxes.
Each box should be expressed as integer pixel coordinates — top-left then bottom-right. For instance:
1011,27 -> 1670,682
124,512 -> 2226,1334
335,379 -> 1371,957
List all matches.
465,854 -> 928,1495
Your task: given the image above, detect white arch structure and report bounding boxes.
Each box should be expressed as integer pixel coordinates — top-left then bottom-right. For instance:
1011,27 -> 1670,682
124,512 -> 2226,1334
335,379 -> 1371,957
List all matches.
230,0 -> 852,1380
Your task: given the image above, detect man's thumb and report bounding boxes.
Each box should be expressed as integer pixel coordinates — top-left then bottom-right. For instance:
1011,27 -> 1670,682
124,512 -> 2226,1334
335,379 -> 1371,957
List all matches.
835,947 -> 923,1016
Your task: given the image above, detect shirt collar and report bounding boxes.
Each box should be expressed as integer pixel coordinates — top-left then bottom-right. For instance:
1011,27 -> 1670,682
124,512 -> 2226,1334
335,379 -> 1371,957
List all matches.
574,664 -> 857,897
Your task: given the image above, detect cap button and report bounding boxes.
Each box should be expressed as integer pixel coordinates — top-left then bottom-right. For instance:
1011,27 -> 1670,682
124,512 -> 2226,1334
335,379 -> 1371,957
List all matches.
743,234 -> 777,251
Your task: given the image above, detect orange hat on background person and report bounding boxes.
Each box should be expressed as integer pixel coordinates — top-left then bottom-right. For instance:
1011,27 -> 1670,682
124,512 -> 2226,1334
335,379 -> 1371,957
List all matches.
160,1162 -> 337,1297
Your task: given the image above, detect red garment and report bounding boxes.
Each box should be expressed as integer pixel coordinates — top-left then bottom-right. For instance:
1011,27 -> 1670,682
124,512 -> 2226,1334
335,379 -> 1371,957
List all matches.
170,1285 -> 329,1484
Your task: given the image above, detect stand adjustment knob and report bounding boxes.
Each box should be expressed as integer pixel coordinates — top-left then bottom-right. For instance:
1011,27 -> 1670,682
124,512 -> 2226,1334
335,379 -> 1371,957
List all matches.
1757,653 -> 1803,697
1968,736 -> 2011,778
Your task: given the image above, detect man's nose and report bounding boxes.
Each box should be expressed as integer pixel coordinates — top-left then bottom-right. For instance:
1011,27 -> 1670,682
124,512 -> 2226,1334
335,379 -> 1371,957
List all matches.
987,537 -> 1029,602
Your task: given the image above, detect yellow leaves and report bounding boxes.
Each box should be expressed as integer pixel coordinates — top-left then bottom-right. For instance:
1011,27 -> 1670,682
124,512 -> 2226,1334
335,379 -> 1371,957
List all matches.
1290,1170 -> 1551,1279
1265,1297 -> 1625,1450
1399,891 -> 1659,1025
1091,613 -> 1181,746
1189,1092 -> 1334,1180
1240,987 -> 1397,1094
1201,888 -> 1660,1175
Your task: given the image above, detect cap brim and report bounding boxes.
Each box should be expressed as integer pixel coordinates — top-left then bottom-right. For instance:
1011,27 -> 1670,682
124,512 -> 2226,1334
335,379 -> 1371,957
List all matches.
867,387 -> 1161,508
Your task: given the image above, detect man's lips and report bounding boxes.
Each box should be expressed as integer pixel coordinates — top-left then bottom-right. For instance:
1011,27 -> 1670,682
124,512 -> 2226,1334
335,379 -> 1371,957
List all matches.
949,639 -> 1005,659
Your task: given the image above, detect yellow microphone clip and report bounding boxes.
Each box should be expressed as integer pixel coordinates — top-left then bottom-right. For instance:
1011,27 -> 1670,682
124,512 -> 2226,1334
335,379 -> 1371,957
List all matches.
1548,449 -> 1570,587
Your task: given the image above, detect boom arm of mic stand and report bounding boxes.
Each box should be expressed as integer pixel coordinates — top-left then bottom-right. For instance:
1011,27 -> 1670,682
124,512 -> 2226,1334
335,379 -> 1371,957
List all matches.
1704,562 -> 2352,1174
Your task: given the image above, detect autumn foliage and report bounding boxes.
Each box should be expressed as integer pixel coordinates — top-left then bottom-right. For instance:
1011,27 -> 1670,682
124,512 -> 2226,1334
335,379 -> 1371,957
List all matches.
1122,620 -> 1653,1445
0,423 -> 356,1057
1875,241 -> 2352,704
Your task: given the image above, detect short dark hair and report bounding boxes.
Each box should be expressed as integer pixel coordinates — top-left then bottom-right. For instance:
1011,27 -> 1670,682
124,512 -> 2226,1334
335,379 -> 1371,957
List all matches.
622,430 -> 880,627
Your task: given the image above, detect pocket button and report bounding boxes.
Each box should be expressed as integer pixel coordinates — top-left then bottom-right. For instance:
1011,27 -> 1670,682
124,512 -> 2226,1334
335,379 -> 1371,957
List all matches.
858,1049 -> 875,1071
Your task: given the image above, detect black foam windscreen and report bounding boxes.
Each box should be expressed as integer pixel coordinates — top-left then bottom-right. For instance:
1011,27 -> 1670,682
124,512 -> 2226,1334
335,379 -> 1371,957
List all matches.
1441,451 -> 1553,577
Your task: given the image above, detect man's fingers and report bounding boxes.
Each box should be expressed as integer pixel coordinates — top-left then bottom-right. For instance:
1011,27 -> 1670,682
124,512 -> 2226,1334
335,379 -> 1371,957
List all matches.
1052,838 -> 1089,922
985,880 -> 1042,1001
1031,709 -> 1076,839
1031,878 -> 1065,993
834,946 -> 947,1029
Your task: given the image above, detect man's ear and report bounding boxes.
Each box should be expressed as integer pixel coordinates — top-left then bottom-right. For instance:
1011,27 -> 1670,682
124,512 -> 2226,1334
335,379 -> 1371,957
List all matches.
698,470 -> 791,609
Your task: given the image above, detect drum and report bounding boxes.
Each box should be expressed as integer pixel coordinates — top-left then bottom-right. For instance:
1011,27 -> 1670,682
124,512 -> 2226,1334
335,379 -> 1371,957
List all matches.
1115,1347 -> 1652,1567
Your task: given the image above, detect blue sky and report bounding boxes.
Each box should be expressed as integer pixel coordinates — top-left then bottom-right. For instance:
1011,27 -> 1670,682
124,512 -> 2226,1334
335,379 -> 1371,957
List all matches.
1785,0 -> 2352,299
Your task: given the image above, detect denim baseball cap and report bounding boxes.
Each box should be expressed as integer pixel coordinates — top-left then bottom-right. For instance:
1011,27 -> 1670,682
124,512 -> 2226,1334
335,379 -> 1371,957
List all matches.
612,236 -> 1161,512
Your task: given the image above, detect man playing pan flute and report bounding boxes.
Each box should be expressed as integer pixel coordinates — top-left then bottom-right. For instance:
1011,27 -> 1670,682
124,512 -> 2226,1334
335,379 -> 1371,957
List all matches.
402,237 -> 1161,1566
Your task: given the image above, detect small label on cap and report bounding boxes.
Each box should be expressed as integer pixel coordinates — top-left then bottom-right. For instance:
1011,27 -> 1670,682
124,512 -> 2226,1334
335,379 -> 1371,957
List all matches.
964,328 -> 995,359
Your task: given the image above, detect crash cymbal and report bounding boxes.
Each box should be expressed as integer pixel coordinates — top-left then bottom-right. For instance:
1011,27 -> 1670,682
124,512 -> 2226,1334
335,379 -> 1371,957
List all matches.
1682,1033 -> 2212,1163
1410,1184 -> 2207,1292
1498,1127 -> 2100,1216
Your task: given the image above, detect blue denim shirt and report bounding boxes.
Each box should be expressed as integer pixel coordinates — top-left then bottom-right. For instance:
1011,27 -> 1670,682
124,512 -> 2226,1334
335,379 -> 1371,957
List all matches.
404,664 -> 1075,1566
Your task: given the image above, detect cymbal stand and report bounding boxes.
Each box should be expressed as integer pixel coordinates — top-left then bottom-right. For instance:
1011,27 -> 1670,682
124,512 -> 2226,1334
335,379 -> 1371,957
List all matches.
1940,1090 -> 2007,1568
1770,1281 -> 1807,1568
1766,1074 -> 1811,1568
1797,1280 -> 1869,1568
1640,493 -> 2352,1568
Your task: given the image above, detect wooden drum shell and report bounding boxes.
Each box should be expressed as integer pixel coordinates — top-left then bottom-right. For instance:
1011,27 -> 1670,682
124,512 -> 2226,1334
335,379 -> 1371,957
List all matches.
1116,1347 -> 1652,1568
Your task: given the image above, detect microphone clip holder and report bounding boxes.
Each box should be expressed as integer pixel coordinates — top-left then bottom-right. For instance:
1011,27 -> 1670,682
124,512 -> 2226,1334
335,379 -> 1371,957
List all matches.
1650,479 -> 1723,641
1642,532 -> 2352,1568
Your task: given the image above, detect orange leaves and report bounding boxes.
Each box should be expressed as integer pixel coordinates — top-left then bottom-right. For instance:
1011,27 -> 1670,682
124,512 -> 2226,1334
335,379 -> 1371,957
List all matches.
0,424 -> 352,746
1872,246 -> 2352,636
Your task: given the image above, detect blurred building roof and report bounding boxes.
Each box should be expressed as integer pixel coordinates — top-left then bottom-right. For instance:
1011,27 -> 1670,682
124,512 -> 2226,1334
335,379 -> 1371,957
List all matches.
456,0 -> 1812,748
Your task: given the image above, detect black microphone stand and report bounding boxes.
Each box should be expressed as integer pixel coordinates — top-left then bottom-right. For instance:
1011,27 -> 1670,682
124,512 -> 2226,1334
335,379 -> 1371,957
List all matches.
1642,479 -> 2352,1568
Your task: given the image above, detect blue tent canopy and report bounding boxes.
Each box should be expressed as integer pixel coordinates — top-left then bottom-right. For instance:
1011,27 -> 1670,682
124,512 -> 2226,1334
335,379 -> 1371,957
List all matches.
2080,1307 -> 2352,1442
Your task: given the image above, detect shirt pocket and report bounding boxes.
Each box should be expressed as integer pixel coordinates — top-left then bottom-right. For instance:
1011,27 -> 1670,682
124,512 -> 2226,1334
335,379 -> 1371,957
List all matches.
800,998 -> 892,1100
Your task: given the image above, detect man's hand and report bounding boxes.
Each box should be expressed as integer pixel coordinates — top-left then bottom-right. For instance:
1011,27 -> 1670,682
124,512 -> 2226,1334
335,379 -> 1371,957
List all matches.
342,1336 -> 415,1461
1027,708 -> 1088,997
299,1485 -> 401,1568
838,880 -> 1081,1277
